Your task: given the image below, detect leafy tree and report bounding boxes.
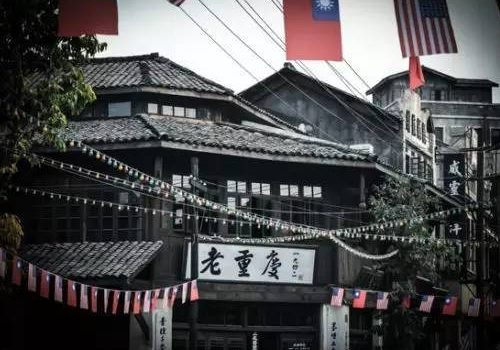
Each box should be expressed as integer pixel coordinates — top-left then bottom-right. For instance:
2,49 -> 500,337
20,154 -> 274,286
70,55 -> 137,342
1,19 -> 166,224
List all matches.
0,0 -> 106,252
368,176 -> 459,350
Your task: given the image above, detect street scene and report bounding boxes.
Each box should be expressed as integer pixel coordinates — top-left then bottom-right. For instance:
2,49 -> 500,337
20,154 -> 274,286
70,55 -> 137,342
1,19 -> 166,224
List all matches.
1,0 -> 500,349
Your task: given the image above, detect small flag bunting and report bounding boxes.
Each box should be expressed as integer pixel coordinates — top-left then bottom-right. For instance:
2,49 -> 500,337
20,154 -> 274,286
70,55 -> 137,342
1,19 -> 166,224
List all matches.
330,287 -> 344,307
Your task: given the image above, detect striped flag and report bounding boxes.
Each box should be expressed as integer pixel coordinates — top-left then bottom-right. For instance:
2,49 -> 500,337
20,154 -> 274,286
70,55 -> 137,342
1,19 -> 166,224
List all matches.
151,289 -> 160,311
11,257 -> 22,285
162,288 -> 171,309
143,291 -> 151,313
104,289 -> 110,313
112,290 -> 120,315
28,264 -> 37,292
133,291 -> 142,314
40,270 -> 51,299
330,287 -> 344,307
352,289 -> 367,309
124,291 -> 131,314
442,296 -> 458,315
167,0 -> 186,6
169,286 -> 178,308
394,0 -> 458,58
54,275 -> 63,302
0,247 -> 6,278
190,280 -> 200,302
376,292 -> 389,310
67,281 -> 78,307
181,282 -> 189,304
467,298 -> 480,317
80,285 -> 89,310
419,295 -> 434,313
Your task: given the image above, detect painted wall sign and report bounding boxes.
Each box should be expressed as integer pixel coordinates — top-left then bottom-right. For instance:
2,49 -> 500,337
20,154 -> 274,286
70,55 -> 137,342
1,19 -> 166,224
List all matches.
185,242 -> 315,284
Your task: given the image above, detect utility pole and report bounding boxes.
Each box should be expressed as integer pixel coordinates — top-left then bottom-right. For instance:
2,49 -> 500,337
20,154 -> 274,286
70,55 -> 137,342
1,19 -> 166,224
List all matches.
189,156 -> 199,350
476,113 -> 488,350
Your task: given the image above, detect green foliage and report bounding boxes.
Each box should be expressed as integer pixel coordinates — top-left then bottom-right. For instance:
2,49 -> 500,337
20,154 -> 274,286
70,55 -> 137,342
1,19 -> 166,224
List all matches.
0,0 -> 106,250
368,176 -> 460,349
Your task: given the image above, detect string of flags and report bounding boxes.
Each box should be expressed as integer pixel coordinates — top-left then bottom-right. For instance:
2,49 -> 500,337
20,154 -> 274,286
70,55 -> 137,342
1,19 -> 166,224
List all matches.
0,247 -> 199,315
328,286 -> 500,318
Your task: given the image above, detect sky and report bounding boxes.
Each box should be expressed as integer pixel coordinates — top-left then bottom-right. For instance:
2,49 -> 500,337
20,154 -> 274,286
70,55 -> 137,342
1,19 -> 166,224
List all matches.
98,0 -> 500,102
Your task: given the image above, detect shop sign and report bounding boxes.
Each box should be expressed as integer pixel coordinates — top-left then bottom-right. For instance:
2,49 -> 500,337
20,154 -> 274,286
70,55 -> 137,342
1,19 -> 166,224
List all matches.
443,153 -> 465,198
152,306 -> 172,350
185,242 -> 315,284
320,305 -> 349,350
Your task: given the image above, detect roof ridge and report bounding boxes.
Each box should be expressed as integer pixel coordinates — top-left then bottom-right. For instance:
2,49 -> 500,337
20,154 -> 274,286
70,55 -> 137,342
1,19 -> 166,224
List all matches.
87,52 -> 160,64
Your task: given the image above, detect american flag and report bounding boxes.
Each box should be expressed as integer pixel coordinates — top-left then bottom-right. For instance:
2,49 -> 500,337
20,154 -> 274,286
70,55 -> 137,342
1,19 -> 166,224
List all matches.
330,287 -> 344,307
143,290 -> 151,313
376,292 -> 389,310
467,298 -> 480,317
162,287 -> 171,309
123,291 -> 131,314
54,275 -> 63,302
168,0 -> 185,6
419,295 -> 434,313
0,247 -> 6,278
104,289 -> 109,313
112,290 -> 120,315
80,285 -> 89,310
169,286 -> 178,308
181,282 -> 189,304
28,264 -> 37,292
394,0 -> 458,57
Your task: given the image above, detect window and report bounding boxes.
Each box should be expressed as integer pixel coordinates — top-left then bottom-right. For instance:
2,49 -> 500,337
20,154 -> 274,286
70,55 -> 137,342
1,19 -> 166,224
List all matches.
237,181 -> 246,194
304,185 -> 322,198
411,115 -> 416,135
174,106 -> 185,117
108,102 -> 131,117
162,105 -> 173,116
417,119 -> 422,140
227,197 -> 236,210
227,180 -> 237,193
147,103 -> 158,114
280,184 -> 299,197
422,124 -> 427,144
185,108 -> 196,119
491,128 -> 500,146
172,174 -> 191,189
434,90 -> 442,101
251,182 -> 271,195
435,127 -> 444,142
227,180 -> 247,194
405,111 -> 410,132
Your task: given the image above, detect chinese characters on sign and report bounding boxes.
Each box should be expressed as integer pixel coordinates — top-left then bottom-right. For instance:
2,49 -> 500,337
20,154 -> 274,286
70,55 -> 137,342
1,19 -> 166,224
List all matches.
153,307 -> 172,350
320,305 -> 349,350
186,243 -> 315,284
443,154 -> 466,197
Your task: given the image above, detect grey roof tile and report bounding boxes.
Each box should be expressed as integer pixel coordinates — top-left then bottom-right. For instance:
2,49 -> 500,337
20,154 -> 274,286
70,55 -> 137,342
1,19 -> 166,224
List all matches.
19,241 -> 163,280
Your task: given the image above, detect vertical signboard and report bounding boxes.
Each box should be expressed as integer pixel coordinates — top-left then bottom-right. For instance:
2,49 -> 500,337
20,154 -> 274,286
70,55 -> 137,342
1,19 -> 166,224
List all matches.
443,153 -> 466,198
320,304 -> 349,350
152,306 -> 172,350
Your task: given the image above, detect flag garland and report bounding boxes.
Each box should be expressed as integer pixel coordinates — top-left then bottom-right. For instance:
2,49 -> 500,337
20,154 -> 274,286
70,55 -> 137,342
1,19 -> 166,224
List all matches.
0,248 -> 200,315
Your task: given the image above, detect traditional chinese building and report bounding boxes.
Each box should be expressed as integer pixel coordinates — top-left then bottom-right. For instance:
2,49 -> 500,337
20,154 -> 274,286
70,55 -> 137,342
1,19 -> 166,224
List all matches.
3,53 -> 462,350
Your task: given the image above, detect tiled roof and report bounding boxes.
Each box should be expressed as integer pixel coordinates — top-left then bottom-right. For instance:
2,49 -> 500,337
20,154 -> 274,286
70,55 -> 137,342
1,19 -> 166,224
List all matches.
62,115 -> 370,162
81,53 -> 232,94
19,241 -> 163,280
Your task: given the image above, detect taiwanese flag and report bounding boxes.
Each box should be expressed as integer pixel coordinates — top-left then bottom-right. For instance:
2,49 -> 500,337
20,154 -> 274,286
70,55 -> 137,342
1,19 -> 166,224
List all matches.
190,280 -> 200,302
80,285 -> 89,310
352,289 -> 367,309
169,286 -> 178,308
28,264 -> 37,292
123,291 -> 131,314
283,0 -> 342,61
111,290 -> 120,315
0,247 -> 6,279
11,257 -> 22,286
151,290 -> 160,311
54,275 -> 63,303
58,0 -> 119,37
401,295 -> 412,309
67,281 -> 78,307
91,287 -> 99,313
40,270 -> 51,299
442,296 -> 458,315
133,292 -> 142,314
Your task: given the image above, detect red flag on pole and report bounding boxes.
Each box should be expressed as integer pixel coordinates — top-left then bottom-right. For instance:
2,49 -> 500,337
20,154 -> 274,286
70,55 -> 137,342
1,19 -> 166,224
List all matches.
190,280 -> 200,302
409,56 -> 425,90
80,285 -> 89,310
28,264 -> 37,292
123,291 -> 131,314
58,0 -> 119,37
91,287 -> 99,313
40,270 -> 51,299
283,0 -> 342,61
11,257 -> 22,286
442,296 -> 458,315
112,290 -> 120,315
133,292 -> 142,314
352,289 -> 367,309
0,247 -> 6,279
67,281 -> 77,307
54,275 -> 63,302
